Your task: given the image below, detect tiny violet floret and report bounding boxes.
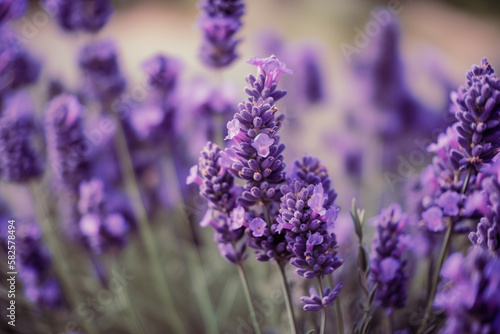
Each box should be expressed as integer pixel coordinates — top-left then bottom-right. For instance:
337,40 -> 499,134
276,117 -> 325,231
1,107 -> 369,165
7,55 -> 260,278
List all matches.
225,118 -> 240,141
249,217 -> 266,237
247,55 -> 293,89
422,206 -> 445,232
186,165 -> 203,186
231,206 -> 246,229
251,133 -> 274,158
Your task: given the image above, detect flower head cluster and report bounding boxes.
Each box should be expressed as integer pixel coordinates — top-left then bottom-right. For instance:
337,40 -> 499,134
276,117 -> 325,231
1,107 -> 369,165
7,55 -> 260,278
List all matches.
450,58 -> 500,171
77,178 -> 135,253
197,0 -> 245,68
45,94 -> 91,190
435,247 -> 500,334
43,0 -> 114,33
278,181 -> 341,279
300,283 -> 343,312
78,39 -> 126,102
469,165 -> 500,255
0,92 -> 43,182
17,222 -> 63,309
223,56 -> 291,207
0,0 -> 27,25
369,203 -> 409,314
0,28 -> 41,99
188,142 -> 246,264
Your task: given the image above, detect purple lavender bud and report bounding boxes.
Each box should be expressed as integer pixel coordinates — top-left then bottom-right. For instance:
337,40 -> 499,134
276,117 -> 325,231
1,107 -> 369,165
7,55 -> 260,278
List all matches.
369,203 -> 409,314
17,222 -> 63,309
246,55 -> 292,103
78,39 -> 125,102
197,0 -> 245,69
435,247 -> 500,334
300,283 -> 343,312
45,94 -> 91,190
0,28 -> 41,97
43,0 -> 114,33
0,0 -> 28,25
0,91 -> 43,182
451,58 -> 500,171
469,174 -> 500,256
198,142 -> 237,212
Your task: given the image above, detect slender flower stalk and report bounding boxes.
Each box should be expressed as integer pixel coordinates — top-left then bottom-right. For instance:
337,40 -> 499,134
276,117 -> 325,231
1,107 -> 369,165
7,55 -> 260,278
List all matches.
237,263 -> 262,334
277,261 -> 298,334
113,118 -> 187,334
318,278 -> 326,334
329,274 -> 345,334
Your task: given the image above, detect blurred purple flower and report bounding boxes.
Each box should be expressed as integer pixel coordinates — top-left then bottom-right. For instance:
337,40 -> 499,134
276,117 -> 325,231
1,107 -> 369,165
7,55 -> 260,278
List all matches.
0,91 -> 43,182
369,203 -> 409,314
197,0 -> 245,69
435,247 -> 500,334
43,0 -> 114,33
78,39 -> 125,102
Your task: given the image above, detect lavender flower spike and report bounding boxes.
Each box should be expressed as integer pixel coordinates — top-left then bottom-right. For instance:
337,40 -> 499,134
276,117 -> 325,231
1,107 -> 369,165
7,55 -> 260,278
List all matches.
45,94 -> 91,190
78,39 -> 126,103
450,58 -> 500,171
197,0 -> 245,68
188,142 -> 247,264
0,91 -> 43,182
369,203 -> 409,314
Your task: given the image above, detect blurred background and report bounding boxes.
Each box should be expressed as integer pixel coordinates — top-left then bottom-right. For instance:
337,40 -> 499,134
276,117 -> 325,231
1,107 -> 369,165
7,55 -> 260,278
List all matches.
1,0 -> 499,333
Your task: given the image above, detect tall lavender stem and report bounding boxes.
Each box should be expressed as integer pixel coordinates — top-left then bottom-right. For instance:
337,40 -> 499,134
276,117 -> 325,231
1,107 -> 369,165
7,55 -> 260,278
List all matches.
329,274 -> 344,334
112,117 -> 187,334
164,155 -> 219,334
277,261 -> 298,334
318,278 -> 326,334
417,167 -> 472,334
237,263 -> 262,334
30,181 -> 98,334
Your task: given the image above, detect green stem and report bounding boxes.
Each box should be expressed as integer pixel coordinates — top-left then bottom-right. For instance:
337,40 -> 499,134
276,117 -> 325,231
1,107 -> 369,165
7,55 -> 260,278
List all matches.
237,263 -> 262,334
163,155 -> 219,334
277,262 -> 298,334
318,278 -> 326,334
112,118 -> 187,334
417,168 -> 472,334
329,275 -> 344,334
385,313 -> 392,334
30,182 -> 98,334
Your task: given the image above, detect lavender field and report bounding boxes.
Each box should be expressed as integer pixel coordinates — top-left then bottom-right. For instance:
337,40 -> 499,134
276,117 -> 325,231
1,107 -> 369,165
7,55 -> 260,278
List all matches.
0,0 -> 500,333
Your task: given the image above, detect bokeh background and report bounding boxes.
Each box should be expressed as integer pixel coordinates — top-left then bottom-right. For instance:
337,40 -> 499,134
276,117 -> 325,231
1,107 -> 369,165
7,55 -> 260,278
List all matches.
1,0 -> 500,333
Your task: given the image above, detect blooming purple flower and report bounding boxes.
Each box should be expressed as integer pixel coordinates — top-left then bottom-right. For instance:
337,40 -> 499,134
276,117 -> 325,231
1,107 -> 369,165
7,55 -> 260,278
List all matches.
300,283 -> 343,312
143,54 -> 181,93
230,206 -> 246,229
450,58 -> 500,171
249,217 -> 266,237
225,118 -> 241,141
435,190 -> 462,216
369,203 -> 409,314
435,247 -> 500,334
251,133 -> 274,158
186,165 -> 203,186
197,0 -> 245,69
0,91 -> 43,182
422,206 -> 445,232
0,0 -> 28,25
43,0 -> 114,33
